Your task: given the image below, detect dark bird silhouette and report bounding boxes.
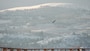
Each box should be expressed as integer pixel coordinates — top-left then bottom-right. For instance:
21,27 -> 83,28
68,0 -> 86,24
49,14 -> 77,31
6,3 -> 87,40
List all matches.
52,20 -> 56,23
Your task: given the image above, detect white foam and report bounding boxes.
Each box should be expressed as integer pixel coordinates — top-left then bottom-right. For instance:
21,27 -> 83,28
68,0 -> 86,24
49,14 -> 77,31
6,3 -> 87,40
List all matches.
37,37 -> 62,45
0,3 -> 71,12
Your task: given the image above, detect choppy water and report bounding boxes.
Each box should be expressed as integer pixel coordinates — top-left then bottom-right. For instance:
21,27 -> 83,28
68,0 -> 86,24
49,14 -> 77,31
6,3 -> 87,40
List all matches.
0,6 -> 90,48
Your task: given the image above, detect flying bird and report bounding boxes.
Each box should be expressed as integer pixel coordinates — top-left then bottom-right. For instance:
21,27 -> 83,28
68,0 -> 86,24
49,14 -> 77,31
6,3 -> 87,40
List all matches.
52,20 -> 56,23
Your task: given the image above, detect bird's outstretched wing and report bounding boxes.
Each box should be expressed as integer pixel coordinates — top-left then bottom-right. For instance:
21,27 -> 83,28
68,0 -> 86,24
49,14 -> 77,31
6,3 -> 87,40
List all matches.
52,20 -> 56,23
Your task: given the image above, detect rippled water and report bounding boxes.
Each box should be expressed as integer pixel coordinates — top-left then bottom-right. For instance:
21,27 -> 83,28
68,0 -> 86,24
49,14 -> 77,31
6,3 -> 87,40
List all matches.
0,5 -> 90,48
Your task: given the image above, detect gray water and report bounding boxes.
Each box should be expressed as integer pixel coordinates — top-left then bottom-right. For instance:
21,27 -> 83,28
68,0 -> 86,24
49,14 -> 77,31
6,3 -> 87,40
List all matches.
0,3 -> 90,48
